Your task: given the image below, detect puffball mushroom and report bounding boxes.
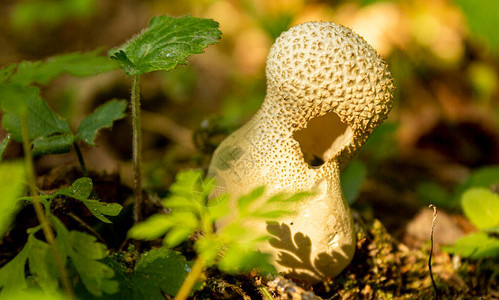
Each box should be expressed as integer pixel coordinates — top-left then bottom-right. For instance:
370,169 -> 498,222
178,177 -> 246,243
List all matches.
208,22 -> 394,282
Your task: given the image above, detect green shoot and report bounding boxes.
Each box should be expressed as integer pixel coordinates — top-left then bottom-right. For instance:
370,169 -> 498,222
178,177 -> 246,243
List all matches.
0,50 -> 124,175
129,170 -> 310,299
110,15 -> 221,224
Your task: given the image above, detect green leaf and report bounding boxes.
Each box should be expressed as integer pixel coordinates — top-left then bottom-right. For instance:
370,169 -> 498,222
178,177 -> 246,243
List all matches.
0,241 -> 30,294
461,188 -> 499,230
4,49 -> 117,86
55,178 -> 122,223
1,89 -> 73,155
0,161 -> 25,239
51,216 -> 118,296
341,160 -> 367,204
104,248 -> 199,299
0,231 -> 59,295
68,231 -> 118,296
128,214 -> 174,240
442,231 -> 499,259
237,186 -> 265,211
32,133 -> 74,156
81,200 -> 123,223
110,15 -> 221,76
27,235 -> 58,294
76,100 -> 127,146
56,177 -> 93,199
0,289 -> 66,300
0,135 -> 10,161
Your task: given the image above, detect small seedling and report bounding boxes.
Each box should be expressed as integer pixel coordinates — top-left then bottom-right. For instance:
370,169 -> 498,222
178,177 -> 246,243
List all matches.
109,15 -> 221,224
129,170 -> 310,299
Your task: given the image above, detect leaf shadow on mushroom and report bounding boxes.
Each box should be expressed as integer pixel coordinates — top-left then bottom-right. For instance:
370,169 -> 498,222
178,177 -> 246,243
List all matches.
266,221 -> 350,282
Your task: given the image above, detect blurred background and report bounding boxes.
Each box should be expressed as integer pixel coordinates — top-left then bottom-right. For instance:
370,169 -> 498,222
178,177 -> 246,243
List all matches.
0,0 -> 498,248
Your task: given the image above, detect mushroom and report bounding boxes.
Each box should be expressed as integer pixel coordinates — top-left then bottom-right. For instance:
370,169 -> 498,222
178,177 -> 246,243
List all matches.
208,22 -> 394,282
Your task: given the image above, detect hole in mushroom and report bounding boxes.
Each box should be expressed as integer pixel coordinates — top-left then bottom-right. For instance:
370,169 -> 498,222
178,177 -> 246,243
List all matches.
293,111 -> 353,167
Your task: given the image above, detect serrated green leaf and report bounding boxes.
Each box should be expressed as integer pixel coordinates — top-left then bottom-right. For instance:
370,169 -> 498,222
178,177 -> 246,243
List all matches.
51,216 -> 118,297
1,89 -> 73,155
5,49 -> 117,86
0,241 -> 30,294
77,248 -> 201,299
128,214 -> 174,240
76,100 -> 127,146
68,231 -> 118,296
110,15 -> 221,76
133,248 -> 198,298
442,231 -> 499,259
27,235 -> 58,294
237,186 -> 265,212
461,188 -> 499,229
341,160 -> 367,204
0,135 -> 10,162
0,161 -> 25,239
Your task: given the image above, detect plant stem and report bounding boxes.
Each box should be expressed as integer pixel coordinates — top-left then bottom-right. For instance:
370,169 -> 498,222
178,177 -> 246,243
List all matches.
20,116 -> 75,299
175,256 -> 206,300
73,142 -> 89,177
428,204 -> 440,299
131,75 -> 143,224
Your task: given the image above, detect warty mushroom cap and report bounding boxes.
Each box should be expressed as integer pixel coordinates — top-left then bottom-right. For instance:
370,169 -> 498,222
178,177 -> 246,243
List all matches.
263,22 -> 394,167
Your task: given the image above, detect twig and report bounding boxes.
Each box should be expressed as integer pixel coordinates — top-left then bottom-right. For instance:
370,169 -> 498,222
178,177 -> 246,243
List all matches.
428,204 -> 440,299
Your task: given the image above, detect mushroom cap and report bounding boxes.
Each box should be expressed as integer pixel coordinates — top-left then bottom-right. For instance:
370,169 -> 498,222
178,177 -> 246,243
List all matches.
265,22 -> 394,136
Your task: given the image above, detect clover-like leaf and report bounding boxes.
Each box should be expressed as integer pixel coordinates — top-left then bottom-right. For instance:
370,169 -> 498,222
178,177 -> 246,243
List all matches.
55,178 -> 122,223
110,15 -> 221,76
